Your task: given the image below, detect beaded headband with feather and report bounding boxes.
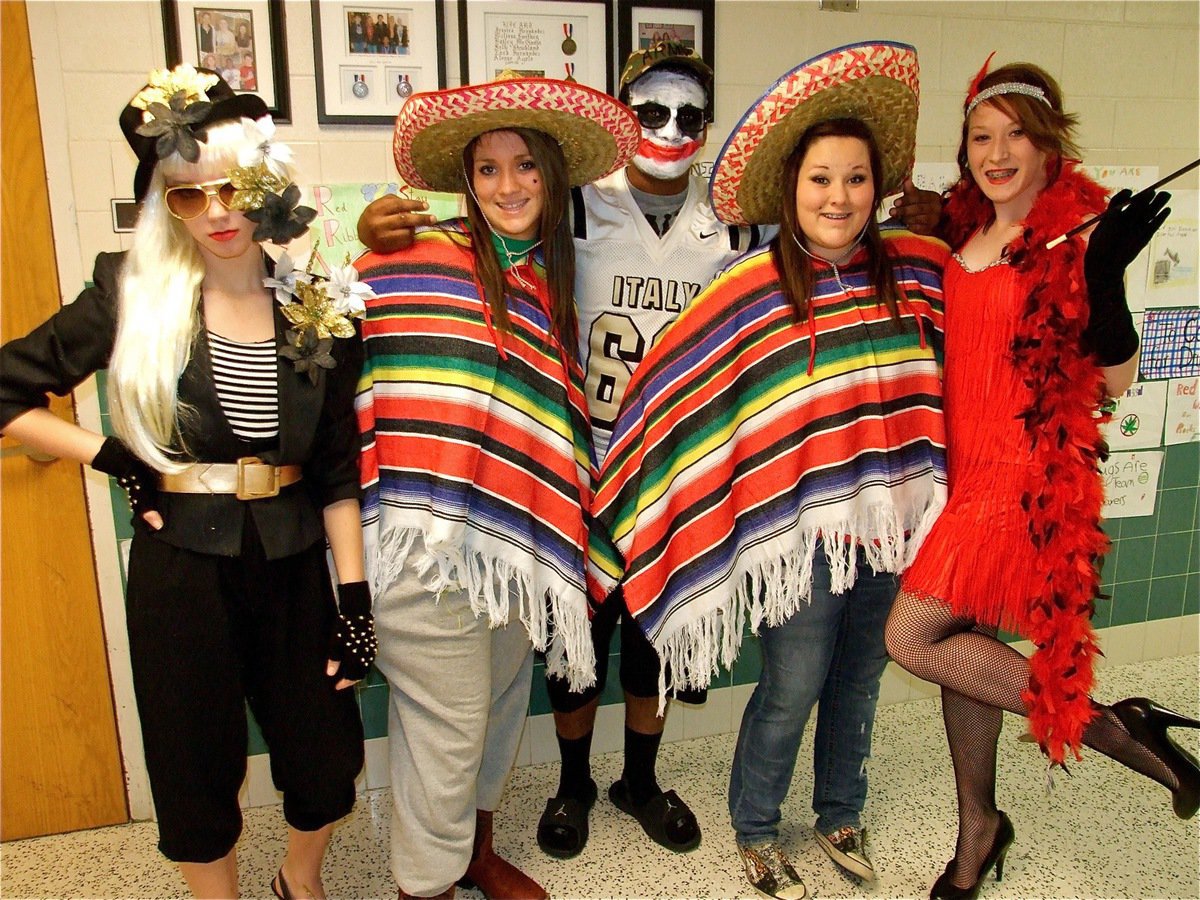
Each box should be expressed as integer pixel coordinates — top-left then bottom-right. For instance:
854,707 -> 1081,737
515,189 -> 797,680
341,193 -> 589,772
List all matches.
962,51 -> 1051,118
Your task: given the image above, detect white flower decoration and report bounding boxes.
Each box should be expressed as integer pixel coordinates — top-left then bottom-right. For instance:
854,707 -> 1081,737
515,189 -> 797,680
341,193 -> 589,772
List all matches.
325,263 -> 375,317
263,251 -> 313,306
133,65 -> 218,111
238,115 -> 294,177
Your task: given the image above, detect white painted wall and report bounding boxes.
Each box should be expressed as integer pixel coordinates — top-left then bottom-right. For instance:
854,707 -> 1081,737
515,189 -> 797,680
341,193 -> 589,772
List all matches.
22,0 -> 1199,815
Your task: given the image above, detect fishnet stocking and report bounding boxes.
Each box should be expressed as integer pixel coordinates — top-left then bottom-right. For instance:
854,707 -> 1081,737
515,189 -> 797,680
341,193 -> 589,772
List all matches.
885,588 -> 1180,888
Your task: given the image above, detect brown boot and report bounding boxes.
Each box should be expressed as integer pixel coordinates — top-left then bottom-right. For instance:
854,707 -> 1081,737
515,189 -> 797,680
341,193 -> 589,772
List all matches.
458,809 -> 548,899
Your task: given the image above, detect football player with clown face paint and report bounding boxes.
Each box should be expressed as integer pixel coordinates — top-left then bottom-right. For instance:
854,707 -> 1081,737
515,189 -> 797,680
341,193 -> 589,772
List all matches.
536,42 -> 755,861
624,58 -> 711,188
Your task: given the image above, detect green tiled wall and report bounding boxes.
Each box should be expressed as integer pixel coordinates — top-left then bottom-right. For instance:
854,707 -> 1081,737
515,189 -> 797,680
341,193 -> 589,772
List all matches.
1094,442 -> 1200,629
93,380 -> 1200,749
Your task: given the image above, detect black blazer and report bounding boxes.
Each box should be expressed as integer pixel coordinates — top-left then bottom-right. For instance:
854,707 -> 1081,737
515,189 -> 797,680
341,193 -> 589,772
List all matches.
0,252 -> 363,560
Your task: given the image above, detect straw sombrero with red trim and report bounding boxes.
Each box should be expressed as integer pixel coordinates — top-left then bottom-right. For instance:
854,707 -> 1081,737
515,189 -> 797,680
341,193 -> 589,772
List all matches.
710,41 -> 920,225
394,76 -> 641,193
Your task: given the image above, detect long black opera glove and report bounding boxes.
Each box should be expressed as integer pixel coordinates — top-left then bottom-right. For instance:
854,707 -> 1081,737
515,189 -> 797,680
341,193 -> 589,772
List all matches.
91,436 -> 160,521
328,580 -> 377,682
1082,188 -> 1171,366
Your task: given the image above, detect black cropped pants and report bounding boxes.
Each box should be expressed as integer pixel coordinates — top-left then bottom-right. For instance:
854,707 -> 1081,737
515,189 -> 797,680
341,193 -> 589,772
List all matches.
124,518 -> 364,862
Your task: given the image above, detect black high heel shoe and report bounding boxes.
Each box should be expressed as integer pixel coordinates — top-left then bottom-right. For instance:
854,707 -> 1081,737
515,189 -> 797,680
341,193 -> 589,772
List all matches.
929,811 -> 1014,900
1111,697 -> 1200,819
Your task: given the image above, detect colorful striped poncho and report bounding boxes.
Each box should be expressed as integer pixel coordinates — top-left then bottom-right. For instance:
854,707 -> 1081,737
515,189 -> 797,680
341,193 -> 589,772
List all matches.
593,225 -> 950,696
355,223 -> 596,690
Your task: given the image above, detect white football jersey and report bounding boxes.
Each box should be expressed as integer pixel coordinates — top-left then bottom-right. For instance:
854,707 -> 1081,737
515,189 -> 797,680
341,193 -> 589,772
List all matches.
573,169 -> 766,461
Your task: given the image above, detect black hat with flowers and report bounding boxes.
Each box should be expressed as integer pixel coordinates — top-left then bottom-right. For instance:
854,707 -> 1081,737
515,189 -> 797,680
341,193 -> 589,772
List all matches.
120,65 -> 267,202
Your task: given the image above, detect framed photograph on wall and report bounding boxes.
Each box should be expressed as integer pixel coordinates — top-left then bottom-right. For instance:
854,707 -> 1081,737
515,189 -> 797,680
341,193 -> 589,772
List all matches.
161,0 -> 290,121
459,0 -> 613,93
312,0 -> 447,125
616,0 -> 713,88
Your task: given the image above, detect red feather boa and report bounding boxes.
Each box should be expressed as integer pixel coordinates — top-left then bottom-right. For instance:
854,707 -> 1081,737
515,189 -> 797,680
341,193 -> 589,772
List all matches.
944,164 -> 1113,764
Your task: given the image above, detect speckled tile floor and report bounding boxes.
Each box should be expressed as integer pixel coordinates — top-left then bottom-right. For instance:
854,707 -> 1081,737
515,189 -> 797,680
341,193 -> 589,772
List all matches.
2,654 -> 1197,900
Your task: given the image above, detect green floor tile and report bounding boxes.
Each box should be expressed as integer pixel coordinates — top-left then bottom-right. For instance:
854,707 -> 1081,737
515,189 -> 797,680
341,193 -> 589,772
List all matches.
529,662 -> 552,715
1184,573 -> 1199,616
1153,531 -> 1191,578
359,684 -> 389,740
1162,442 -> 1200,489
1118,509 -> 1159,538
1158,488 -> 1198,535
1148,575 -> 1187,620
597,655 -> 626,705
247,707 -> 267,755
732,633 -> 763,685
1109,579 -> 1150,626
1114,535 -> 1155,582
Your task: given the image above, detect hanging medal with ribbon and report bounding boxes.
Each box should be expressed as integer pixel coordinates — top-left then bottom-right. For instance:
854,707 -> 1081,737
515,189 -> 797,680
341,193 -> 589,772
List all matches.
564,62 -> 576,83
351,73 -> 369,98
396,73 -> 413,98
561,22 -> 577,55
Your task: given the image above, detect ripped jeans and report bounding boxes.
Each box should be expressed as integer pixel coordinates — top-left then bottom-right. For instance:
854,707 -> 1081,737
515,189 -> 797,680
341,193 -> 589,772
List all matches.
729,542 -> 897,843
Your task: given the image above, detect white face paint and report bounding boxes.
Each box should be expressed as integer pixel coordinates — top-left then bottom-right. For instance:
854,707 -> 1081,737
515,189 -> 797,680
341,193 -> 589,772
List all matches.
628,68 -> 707,182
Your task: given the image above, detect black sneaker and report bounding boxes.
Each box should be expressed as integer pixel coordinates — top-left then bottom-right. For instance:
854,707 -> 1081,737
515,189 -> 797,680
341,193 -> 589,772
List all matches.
737,841 -> 807,899
815,825 -> 876,881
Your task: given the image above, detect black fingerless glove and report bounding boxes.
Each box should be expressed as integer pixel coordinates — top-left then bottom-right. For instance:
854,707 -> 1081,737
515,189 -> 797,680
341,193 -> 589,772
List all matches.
328,580 -> 377,682
91,436 -> 160,521
1082,188 -> 1171,366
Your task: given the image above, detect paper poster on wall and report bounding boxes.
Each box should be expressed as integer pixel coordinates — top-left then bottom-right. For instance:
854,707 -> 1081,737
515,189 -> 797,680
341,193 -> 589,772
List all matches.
1101,450 -> 1164,519
1100,381 -> 1168,450
1081,164 -> 1160,192
1139,307 -> 1199,380
911,162 -> 959,196
300,181 -> 462,272
1140,189 -> 1198,310
1147,214 -> 1198,289
1164,376 -> 1199,445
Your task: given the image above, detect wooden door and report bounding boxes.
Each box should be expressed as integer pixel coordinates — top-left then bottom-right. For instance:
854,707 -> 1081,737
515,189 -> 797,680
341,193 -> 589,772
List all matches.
1,0 -> 129,839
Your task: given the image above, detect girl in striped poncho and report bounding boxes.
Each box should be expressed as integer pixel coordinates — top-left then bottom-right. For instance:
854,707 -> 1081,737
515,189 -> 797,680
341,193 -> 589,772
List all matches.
354,78 -> 639,900
593,42 -> 946,900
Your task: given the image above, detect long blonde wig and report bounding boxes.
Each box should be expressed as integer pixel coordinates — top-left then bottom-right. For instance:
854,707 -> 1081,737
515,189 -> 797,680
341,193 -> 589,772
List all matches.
107,120 -> 291,471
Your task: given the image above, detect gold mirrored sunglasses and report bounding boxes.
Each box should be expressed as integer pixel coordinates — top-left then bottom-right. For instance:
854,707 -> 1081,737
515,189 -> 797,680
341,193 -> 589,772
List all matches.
163,179 -> 238,220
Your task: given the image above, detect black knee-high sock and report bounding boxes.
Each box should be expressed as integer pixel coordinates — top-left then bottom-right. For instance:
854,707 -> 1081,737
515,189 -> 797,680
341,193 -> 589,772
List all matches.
623,725 -> 664,805
555,730 -> 594,800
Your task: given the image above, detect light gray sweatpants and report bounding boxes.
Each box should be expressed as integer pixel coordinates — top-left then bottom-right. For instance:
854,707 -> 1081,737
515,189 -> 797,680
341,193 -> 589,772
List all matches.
373,540 -> 534,897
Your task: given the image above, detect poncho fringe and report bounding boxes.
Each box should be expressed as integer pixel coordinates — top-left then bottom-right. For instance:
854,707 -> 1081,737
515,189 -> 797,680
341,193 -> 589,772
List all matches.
651,495 -> 945,709
364,521 -> 596,691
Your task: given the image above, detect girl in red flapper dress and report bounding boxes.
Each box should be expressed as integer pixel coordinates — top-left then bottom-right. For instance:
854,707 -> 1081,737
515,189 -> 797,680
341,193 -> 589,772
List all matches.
884,58 -> 1199,900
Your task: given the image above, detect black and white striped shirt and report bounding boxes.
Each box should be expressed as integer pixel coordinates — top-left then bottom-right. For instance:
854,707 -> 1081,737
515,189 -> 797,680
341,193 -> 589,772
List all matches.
207,332 -> 279,440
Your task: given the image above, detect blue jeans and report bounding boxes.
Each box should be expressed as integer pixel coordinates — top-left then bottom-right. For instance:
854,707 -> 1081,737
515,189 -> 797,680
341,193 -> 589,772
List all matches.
729,542 -> 898,843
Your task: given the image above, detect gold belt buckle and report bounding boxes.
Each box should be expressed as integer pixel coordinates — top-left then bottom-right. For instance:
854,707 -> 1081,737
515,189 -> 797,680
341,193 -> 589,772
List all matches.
236,457 -> 280,500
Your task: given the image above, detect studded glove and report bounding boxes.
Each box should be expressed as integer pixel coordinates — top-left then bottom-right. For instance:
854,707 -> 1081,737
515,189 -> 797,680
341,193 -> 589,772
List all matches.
328,580 -> 377,682
1082,188 -> 1171,365
91,436 -> 160,521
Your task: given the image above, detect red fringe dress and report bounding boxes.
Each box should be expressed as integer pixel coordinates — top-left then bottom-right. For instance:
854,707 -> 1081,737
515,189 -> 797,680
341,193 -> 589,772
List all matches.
902,255 -> 1043,611
901,164 -> 1113,765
